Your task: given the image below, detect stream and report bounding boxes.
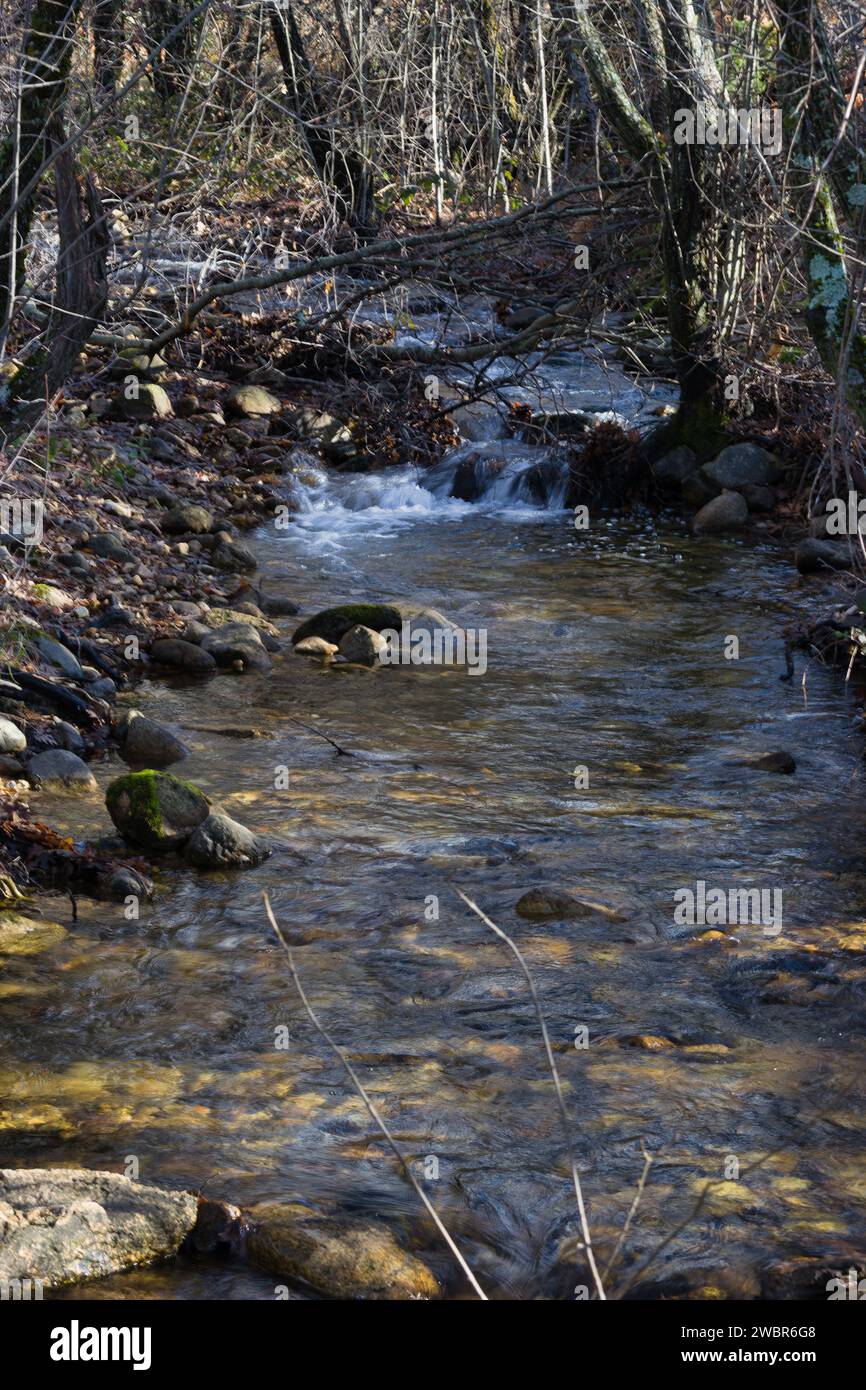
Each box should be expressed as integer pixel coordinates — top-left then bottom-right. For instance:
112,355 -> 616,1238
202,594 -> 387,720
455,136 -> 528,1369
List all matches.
3,298 -> 866,1300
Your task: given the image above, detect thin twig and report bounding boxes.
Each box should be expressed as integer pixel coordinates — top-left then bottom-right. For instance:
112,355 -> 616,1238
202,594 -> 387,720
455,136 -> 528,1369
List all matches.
601,1139 -> 654,1281
262,892 -> 487,1300
455,887 -> 606,1300
284,713 -> 354,756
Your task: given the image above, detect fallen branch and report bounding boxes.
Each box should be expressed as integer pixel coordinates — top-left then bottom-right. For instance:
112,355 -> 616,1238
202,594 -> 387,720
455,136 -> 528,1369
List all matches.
123,182 -> 635,358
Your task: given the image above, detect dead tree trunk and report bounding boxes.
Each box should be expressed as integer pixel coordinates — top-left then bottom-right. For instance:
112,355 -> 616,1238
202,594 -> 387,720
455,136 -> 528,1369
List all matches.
7,122 -> 109,419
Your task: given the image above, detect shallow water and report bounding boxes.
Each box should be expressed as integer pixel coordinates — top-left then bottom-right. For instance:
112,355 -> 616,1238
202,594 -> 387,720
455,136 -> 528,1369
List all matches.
3,322 -> 866,1299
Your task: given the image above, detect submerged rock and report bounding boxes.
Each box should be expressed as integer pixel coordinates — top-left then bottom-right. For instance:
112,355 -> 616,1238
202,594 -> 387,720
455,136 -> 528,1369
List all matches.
26,749 -> 97,793
105,867 -> 154,902
621,1033 -> 676,1051
0,913 -> 66,955
292,604 -> 402,648
733,750 -> 797,774
184,813 -> 269,869
0,1168 -> 197,1290
247,1204 -> 439,1299
105,770 -> 210,849
294,636 -> 338,657
515,888 -> 598,921
254,592 -> 300,617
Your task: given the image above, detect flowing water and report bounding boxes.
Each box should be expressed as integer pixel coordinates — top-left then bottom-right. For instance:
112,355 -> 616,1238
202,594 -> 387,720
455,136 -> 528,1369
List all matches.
4,309 -> 866,1300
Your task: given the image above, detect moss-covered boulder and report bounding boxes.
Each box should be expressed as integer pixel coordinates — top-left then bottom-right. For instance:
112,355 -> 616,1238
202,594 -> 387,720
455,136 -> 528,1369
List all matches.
105,770 -> 210,850
292,604 -> 402,648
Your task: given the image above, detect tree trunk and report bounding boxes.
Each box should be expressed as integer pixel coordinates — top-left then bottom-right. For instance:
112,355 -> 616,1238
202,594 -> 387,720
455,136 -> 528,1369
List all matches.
93,0 -> 124,93
777,0 -> 866,426
268,0 -> 372,227
552,0 -> 730,458
6,120 -> 109,419
0,0 -> 83,355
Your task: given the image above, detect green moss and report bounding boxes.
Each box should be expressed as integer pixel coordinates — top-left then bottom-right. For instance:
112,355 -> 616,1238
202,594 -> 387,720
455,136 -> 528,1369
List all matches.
292,604 -> 403,647
106,770 -> 165,838
106,770 -> 209,850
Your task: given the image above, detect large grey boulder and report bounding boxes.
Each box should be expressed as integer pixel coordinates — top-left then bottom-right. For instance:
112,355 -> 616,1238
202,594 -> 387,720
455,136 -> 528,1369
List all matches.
200,622 -> 272,672
0,1168 -> 197,1290
26,749 -> 97,793
701,443 -> 780,490
119,710 -> 188,768
692,491 -> 749,533
184,812 -> 269,869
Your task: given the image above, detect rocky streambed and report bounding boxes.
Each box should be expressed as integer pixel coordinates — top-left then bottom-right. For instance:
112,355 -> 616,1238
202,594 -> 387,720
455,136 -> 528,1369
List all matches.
3,303 -> 866,1299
